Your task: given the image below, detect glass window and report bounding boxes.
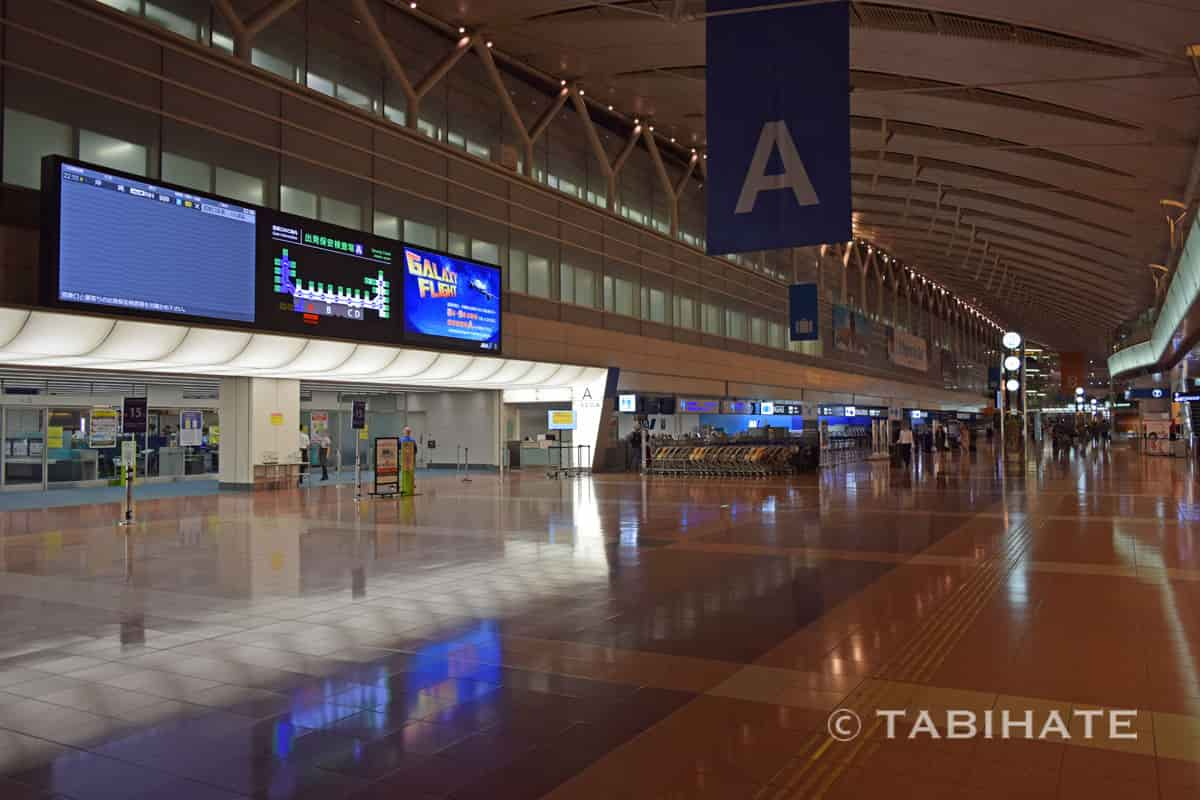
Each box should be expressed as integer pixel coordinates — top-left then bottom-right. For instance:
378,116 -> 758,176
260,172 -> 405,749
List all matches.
527,255 -> 551,299
406,220 -> 438,249
145,1 -> 205,41
726,310 -> 747,341
97,0 -> 141,11
3,109 -> 72,189
751,317 -> 766,345
320,196 -> 361,230
768,321 -> 785,349
215,167 -> 264,206
162,152 -> 211,192
281,185 -> 318,218
603,275 -> 614,312
509,249 -> 527,294
448,232 -> 468,256
702,303 -> 722,336
80,130 -> 147,176
560,263 -> 575,305
374,212 -> 401,240
615,277 -> 635,316
252,48 -> 300,82
575,267 -> 596,308
649,288 -> 666,324
675,296 -> 695,330
471,240 -> 501,265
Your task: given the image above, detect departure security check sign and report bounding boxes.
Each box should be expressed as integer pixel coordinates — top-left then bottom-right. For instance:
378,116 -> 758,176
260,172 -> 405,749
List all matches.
705,0 -> 851,255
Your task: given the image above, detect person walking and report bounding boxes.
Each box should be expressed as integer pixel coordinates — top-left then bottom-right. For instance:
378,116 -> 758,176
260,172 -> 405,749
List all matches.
898,424 -> 914,468
298,424 -> 310,487
318,430 -> 332,481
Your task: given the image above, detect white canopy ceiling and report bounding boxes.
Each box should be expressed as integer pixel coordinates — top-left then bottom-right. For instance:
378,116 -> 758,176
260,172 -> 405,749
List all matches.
0,308 -> 606,390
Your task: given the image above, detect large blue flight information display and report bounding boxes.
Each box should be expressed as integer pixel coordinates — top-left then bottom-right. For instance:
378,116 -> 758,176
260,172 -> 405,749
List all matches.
52,161 -> 256,323
41,156 -> 503,355
401,245 -> 501,352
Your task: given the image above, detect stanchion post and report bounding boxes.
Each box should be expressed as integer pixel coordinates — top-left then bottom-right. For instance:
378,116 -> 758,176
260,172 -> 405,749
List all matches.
462,447 -> 471,482
354,433 -> 361,502
119,464 -> 135,527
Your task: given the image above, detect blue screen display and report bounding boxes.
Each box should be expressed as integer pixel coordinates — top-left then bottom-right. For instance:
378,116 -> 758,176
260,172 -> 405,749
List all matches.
401,245 -> 501,352
56,162 -> 256,323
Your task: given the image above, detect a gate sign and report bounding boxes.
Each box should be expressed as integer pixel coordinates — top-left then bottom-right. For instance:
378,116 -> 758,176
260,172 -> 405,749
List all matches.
789,283 -> 819,341
122,397 -> 147,434
705,0 -> 851,255
352,399 -> 366,429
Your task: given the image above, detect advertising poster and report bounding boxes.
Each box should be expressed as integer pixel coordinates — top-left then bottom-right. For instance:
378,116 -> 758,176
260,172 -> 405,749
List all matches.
90,408 -> 119,448
832,304 -> 871,356
310,411 -> 329,440
887,327 -> 928,372
374,437 -> 399,495
47,427 -> 64,449
179,410 -> 203,446
402,245 -> 501,352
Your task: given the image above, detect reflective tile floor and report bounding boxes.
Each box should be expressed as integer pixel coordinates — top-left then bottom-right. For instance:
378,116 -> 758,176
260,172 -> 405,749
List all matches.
1,443 -> 1199,798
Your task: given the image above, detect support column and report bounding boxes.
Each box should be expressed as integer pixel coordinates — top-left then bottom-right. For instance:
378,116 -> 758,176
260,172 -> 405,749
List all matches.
218,377 -> 301,491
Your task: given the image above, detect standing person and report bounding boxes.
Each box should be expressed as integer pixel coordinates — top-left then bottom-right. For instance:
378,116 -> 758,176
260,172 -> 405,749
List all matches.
318,430 -> 332,481
298,424 -> 310,487
898,424 -> 914,468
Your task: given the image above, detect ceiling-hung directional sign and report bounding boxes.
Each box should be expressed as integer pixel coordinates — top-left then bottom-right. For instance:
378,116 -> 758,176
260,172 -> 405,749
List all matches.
705,0 -> 851,255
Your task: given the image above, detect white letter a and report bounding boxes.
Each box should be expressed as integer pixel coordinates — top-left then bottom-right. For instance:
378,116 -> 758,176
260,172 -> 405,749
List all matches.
734,121 -> 819,214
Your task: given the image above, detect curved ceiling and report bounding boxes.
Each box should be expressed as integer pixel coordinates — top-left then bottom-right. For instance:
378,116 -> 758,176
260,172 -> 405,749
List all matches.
409,0 -> 1200,353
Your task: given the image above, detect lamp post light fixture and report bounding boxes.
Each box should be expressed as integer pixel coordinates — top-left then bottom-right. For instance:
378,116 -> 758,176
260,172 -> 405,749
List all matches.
1003,355 -> 1021,372
1002,331 -> 1022,350
1006,379 -> 1020,392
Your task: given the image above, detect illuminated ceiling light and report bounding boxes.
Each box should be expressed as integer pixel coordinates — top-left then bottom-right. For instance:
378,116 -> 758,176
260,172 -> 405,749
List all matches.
606,104 -> 613,111
578,89 -> 585,96
409,1 -> 417,7
670,137 -> 676,143
458,26 -> 466,33
1006,379 -> 1020,392
1002,331 -> 1022,350
649,125 -> 655,131
1074,387 -> 1084,396
486,40 -> 494,48
633,118 -> 640,125
560,79 -> 566,86
1003,355 -> 1020,372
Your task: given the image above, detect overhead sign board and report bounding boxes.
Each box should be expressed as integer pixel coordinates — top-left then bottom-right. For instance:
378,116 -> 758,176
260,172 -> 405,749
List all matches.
705,0 -> 850,254
1126,388 -> 1167,400
618,394 -> 637,413
548,410 -> 576,431
122,397 -> 147,434
788,283 -> 819,341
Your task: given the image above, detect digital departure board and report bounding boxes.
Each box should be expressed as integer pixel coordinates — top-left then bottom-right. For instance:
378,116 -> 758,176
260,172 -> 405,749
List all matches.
256,210 -> 401,343
401,245 -> 501,353
43,157 -> 257,323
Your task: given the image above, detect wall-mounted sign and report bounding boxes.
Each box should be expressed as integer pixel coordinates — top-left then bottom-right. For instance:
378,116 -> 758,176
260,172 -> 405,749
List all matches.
352,399 -> 366,429
845,405 -> 857,417
270,412 -> 284,426
759,401 -> 775,415
618,394 -> 637,413
90,408 -> 119,448
179,410 -> 203,446
548,410 -> 576,431
723,400 -> 754,414
1126,388 -> 1167,400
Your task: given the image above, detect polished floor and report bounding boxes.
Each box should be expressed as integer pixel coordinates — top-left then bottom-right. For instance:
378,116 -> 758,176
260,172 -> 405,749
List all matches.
0,442 -> 1198,798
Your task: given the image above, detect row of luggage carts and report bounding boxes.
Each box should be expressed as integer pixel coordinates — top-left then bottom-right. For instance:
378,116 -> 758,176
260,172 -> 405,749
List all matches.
648,444 -> 797,477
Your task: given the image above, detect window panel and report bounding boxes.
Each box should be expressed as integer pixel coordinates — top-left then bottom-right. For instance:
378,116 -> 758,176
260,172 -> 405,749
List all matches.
162,151 -> 211,191
80,129 -> 147,176
3,109 -> 72,189
560,263 -> 575,304
281,185 -> 318,218
575,267 -> 596,308
215,167 -> 264,206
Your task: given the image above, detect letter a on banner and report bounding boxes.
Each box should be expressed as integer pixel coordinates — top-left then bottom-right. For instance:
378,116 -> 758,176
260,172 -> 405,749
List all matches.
706,0 -> 851,255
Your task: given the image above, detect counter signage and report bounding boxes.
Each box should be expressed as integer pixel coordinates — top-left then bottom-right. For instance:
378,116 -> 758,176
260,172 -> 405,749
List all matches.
759,401 -> 775,415
618,394 -> 637,413
122,397 -> 147,434
352,399 -> 366,429
373,437 -> 400,496
1173,393 -> 1200,403
548,410 -> 577,431
679,399 -> 720,414
723,400 -> 754,414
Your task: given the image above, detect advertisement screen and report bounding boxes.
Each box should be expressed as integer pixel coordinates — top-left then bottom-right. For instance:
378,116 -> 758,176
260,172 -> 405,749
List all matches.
257,210 -> 400,343
401,245 -> 501,353
46,158 -> 256,324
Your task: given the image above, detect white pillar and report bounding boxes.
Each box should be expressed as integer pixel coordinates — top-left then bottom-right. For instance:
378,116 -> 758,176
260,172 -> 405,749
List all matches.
218,377 -> 301,490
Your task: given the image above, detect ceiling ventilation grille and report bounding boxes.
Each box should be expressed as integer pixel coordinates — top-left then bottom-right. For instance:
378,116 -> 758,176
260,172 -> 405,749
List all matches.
933,13 -> 1014,42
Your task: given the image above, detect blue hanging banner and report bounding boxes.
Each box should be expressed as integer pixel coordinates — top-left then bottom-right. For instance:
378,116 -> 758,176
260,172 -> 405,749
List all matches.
789,283 -> 819,341
705,0 -> 851,255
